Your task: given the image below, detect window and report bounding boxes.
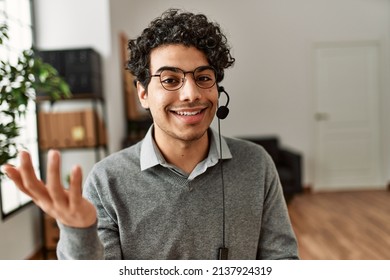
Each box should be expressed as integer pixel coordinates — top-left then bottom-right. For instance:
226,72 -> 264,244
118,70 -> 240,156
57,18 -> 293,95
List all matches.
0,0 -> 36,219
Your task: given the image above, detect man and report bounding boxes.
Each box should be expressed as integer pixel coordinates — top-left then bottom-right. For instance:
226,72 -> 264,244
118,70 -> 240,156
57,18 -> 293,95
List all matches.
2,9 -> 298,259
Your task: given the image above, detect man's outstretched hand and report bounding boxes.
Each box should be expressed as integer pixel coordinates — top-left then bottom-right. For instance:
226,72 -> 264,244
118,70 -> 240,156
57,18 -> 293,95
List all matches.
1,150 -> 96,228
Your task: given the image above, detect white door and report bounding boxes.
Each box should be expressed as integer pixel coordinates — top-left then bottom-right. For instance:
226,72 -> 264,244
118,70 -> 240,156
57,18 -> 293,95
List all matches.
314,41 -> 383,191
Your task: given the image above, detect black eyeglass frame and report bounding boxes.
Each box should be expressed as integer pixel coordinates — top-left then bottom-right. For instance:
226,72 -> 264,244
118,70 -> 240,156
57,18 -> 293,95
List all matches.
150,65 -> 217,91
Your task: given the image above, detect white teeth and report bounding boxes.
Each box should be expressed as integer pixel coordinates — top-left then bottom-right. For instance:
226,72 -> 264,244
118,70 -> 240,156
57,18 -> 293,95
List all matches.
175,111 -> 201,116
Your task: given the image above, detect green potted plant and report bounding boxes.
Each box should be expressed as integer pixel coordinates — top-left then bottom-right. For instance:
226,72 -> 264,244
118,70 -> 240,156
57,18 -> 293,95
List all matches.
0,24 -> 71,176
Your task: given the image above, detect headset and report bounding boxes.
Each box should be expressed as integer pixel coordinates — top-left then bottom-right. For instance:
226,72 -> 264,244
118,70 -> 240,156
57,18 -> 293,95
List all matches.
217,86 -> 230,260
217,86 -> 230,120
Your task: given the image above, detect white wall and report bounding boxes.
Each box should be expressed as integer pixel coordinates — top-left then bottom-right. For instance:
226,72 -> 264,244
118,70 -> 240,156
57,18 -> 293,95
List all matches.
109,0 -> 390,185
0,205 -> 41,259
1,0 -> 389,259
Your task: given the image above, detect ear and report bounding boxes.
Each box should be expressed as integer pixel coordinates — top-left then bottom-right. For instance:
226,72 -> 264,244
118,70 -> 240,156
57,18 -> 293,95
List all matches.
136,81 -> 149,109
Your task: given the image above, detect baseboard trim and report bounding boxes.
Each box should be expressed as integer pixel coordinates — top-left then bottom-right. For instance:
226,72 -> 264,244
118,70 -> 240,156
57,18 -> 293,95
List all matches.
303,184 -> 313,194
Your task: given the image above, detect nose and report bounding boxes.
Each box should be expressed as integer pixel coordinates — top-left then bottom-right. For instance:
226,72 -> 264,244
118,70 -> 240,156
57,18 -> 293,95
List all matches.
179,75 -> 202,102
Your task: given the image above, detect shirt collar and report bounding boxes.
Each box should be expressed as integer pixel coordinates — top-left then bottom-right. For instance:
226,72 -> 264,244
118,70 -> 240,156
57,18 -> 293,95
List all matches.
140,125 -> 232,172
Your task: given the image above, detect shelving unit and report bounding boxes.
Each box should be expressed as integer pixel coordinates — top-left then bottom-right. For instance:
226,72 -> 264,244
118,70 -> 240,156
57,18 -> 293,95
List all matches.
119,32 -> 152,148
36,95 -> 108,162
36,48 -> 108,259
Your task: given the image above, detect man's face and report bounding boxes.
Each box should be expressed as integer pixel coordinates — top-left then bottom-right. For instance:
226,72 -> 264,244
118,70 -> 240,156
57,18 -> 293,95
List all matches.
137,44 -> 218,144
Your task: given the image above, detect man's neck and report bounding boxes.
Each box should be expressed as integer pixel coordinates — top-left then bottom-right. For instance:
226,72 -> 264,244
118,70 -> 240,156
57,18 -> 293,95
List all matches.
154,130 -> 210,174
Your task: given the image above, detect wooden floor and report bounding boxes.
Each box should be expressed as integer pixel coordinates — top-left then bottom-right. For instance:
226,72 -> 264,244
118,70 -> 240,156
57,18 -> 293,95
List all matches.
287,189 -> 390,260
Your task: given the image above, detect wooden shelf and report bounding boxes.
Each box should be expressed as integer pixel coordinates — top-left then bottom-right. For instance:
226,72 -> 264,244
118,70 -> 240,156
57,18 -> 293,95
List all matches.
36,92 -> 104,102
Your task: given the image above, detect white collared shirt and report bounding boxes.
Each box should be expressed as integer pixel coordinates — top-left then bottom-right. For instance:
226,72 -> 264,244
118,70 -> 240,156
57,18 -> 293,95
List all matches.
140,125 -> 232,180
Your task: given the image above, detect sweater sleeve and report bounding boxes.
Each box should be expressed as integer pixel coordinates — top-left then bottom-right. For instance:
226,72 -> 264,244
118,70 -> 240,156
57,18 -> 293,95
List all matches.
56,221 -> 104,260
83,168 -> 123,259
256,156 -> 299,260
56,168 -> 122,260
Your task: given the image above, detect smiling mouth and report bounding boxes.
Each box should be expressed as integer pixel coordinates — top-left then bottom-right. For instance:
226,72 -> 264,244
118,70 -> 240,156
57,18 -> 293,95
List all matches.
169,107 -> 208,125
173,110 -> 203,116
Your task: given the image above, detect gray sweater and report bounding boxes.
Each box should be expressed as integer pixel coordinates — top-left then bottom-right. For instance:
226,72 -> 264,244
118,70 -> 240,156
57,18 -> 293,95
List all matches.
57,134 -> 299,260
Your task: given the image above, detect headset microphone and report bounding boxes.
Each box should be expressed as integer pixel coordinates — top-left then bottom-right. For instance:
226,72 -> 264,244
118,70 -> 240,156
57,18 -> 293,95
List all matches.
217,86 -> 230,119
216,85 -> 229,259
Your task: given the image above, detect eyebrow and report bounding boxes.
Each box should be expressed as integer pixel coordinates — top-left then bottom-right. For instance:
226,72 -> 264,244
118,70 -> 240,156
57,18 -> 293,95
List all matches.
154,66 -> 181,74
153,65 -> 214,75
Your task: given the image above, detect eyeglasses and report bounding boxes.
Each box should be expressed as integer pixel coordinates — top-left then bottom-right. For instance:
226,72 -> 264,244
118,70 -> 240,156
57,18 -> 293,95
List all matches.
150,65 -> 217,91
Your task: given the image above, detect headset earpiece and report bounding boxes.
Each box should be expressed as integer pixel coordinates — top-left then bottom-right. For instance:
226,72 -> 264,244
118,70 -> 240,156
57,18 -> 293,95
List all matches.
217,86 -> 230,120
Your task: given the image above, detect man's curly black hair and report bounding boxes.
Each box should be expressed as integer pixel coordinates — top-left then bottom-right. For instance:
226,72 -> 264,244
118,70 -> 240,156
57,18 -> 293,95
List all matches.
127,8 -> 235,89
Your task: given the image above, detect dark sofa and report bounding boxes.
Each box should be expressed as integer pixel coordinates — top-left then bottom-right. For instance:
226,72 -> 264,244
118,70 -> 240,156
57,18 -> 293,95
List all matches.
239,136 -> 303,202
